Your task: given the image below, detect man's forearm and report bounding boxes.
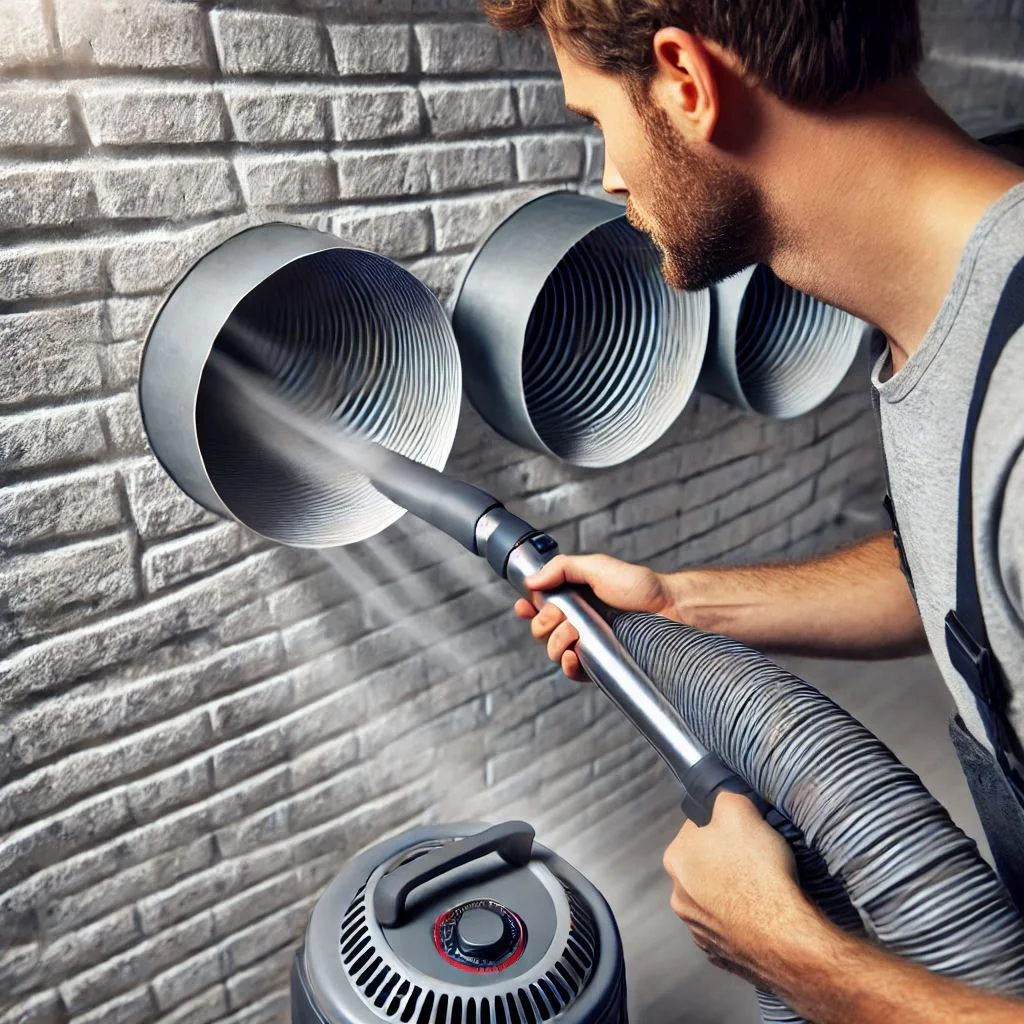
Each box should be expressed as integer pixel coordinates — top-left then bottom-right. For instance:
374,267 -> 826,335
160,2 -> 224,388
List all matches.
662,532 -> 928,659
765,903 -> 1024,1024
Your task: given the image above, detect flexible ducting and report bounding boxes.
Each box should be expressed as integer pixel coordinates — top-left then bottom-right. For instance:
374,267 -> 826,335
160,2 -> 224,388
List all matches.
139,223 -> 461,547
700,265 -> 866,418
609,612 -> 1024,1023
452,191 -> 710,467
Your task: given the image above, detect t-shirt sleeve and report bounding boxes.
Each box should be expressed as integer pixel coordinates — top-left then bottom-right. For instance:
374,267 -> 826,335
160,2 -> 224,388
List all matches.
998,449 -> 1024,621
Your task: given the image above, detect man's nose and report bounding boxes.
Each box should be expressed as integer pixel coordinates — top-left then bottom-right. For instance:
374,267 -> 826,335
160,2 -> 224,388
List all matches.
602,150 -> 627,196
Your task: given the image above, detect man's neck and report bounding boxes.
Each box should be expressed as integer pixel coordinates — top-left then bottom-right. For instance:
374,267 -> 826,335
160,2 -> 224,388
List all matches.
753,80 -> 1024,371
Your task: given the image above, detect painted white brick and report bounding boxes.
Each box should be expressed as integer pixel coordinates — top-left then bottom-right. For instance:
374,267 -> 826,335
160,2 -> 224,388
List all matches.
123,459 -> 216,540
416,23 -> 500,73
0,240 -> 104,303
0,162 -> 92,231
332,86 -> 421,142
0,533 -> 138,643
0,402 -> 106,474
420,81 -> 516,137
55,0 -> 210,71
78,83 -> 227,146
222,84 -> 328,143
327,204 -> 431,258
499,30 -> 557,72
328,23 -> 411,75
518,80 -> 579,127
516,133 -> 585,181
236,152 -> 336,207
93,156 -> 241,221
431,187 -> 543,251
0,84 -> 75,149
0,468 -> 122,548
0,0 -> 51,70
211,9 -> 330,76
142,522 -> 263,593
0,304 -> 104,408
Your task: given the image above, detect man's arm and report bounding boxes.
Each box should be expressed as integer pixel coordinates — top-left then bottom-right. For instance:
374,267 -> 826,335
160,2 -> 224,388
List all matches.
663,531 -> 929,659
664,793 -> 1024,1024
517,532 -> 928,680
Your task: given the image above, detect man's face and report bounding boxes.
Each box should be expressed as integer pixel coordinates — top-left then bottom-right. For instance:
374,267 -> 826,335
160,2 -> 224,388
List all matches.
553,39 -> 771,292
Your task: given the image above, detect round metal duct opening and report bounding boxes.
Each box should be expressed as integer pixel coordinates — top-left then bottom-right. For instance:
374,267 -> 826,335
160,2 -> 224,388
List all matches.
452,192 -> 710,468
139,223 -> 461,548
701,264 -> 864,418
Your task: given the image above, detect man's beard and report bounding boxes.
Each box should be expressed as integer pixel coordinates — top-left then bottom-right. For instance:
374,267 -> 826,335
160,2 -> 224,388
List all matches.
625,102 -> 772,292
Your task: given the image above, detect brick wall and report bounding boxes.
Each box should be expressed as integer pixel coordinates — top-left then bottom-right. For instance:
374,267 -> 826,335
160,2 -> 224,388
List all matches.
0,2 -> 1020,1023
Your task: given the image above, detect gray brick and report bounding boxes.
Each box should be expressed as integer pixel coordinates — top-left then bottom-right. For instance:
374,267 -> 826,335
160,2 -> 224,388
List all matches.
0,163 -> 92,231
56,0 -> 209,70
125,757 -> 213,826
123,459 -> 216,540
0,789 -> 134,892
35,906 -> 141,986
0,467 -> 122,547
516,133 -> 585,181
211,9 -> 330,76
0,0 -> 53,70
106,218 -> 247,296
57,911 -> 214,1015
499,30 -> 557,71
212,727 -> 287,790
416,23 -> 499,73
0,549 -> 290,700
427,139 -> 514,193
327,204 -> 431,259
102,391 -> 149,455
420,81 -> 515,136
0,401 -> 106,474
158,984 -> 227,1024
0,532 -> 138,645
222,84 -> 328,143
236,152 -> 336,207
101,341 -> 144,390
432,187 -> 542,251
107,295 -> 163,342
0,990 -> 65,1024
328,24 -> 411,75
518,80 -> 579,127
219,991 -> 289,1024
0,84 -> 74,149
94,157 -> 241,221
142,522 -> 262,593
138,861 -> 238,939
67,986 -> 155,1024
78,83 -> 227,146
210,673 -> 295,738
332,86 -> 421,142
0,240 -> 104,304
404,254 -> 466,303
226,946 -> 295,1010
335,147 -> 430,198
210,863 -> 302,939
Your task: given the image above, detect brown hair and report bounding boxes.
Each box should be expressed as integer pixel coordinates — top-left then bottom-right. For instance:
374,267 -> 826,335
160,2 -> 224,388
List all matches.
482,0 -> 923,106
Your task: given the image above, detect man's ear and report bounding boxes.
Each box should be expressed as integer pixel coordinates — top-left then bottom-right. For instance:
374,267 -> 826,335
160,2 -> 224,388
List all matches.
649,27 -> 720,141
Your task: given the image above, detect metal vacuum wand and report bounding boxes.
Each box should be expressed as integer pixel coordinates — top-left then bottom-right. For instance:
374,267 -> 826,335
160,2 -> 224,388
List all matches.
360,442 -> 769,827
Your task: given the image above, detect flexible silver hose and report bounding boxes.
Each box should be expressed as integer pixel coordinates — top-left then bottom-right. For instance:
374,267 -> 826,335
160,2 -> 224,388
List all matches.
610,613 -> 1024,1023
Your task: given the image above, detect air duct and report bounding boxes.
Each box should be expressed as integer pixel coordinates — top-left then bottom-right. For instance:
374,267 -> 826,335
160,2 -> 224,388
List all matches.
451,191 -> 710,467
139,222 -> 461,548
700,264 -> 866,418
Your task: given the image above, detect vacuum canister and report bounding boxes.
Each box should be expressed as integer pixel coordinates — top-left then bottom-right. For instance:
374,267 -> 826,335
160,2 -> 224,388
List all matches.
292,821 -> 627,1024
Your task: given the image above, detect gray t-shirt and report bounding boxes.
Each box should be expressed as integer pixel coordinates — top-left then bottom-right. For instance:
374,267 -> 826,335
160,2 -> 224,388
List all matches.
873,181 -> 1024,753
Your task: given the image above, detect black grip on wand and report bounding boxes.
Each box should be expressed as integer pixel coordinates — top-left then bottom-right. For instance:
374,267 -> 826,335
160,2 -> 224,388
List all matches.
679,753 -> 786,829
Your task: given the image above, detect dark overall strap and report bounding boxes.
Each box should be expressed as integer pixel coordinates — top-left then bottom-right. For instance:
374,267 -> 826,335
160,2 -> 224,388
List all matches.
869,329 -> 917,599
945,254 -> 1024,807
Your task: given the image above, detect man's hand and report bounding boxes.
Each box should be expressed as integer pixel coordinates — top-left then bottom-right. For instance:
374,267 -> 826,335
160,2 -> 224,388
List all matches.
663,793 -> 1024,1023
662,791 -> 811,987
515,554 -> 675,680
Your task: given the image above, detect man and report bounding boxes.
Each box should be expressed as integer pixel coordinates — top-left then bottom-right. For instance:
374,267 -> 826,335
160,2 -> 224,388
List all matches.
481,0 -> 1024,1020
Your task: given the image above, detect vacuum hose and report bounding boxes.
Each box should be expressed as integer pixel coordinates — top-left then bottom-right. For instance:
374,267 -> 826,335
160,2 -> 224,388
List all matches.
611,614 -> 1024,1021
